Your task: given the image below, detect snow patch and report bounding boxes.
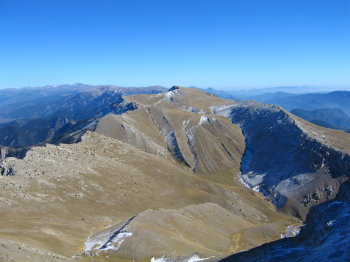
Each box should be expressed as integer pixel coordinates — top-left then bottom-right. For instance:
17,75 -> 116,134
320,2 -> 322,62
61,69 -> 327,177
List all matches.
188,254 -> 210,262
165,90 -> 178,101
239,176 -> 253,189
281,225 -> 301,239
252,186 -> 261,192
151,254 -> 210,262
101,232 -> 133,251
240,176 -> 269,196
199,116 -> 209,125
183,119 -> 190,128
327,220 -> 336,227
84,219 -> 134,252
210,105 -> 234,117
239,173 -> 265,190
151,256 -> 168,262
84,231 -> 133,252
84,238 -> 104,252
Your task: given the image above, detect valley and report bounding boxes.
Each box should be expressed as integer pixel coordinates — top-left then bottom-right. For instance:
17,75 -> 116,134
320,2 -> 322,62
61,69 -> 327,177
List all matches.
0,87 -> 349,261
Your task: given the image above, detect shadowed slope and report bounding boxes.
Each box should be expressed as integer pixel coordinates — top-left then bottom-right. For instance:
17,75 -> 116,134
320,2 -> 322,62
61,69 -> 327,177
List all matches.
213,102 -> 350,219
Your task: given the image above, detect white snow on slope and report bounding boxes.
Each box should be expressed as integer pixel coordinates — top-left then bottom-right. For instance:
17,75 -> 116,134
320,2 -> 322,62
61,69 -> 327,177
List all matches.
188,254 -> 210,262
327,220 -> 336,227
84,228 -> 133,252
210,105 -> 234,116
281,225 -> 301,239
151,254 -> 210,262
165,90 -> 178,101
84,238 -> 104,252
199,116 -> 209,125
101,232 -> 133,251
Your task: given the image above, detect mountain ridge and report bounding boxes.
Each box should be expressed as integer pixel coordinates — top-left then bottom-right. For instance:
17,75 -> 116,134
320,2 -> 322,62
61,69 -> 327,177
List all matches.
0,86 -> 349,261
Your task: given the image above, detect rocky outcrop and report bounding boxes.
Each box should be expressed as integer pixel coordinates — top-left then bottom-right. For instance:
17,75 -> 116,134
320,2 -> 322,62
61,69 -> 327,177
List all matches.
0,146 -> 26,176
0,160 -> 14,176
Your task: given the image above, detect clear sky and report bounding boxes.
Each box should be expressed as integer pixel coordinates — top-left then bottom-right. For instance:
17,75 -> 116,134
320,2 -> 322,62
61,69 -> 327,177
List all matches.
0,0 -> 349,89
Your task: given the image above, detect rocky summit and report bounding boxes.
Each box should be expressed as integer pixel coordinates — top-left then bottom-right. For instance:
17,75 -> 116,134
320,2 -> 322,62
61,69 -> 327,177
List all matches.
0,87 -> 349,262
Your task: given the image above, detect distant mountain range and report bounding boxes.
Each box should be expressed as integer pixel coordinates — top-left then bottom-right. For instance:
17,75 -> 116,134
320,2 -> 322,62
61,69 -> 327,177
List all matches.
201,87 -> 350,131
291,108 -> 350,130
195,85 -> 350,98
0,85 -> 166,148
0,84 -> 165,123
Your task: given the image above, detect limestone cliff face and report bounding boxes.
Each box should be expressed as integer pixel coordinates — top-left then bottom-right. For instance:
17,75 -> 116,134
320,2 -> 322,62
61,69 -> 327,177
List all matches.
213,102 -> 350,218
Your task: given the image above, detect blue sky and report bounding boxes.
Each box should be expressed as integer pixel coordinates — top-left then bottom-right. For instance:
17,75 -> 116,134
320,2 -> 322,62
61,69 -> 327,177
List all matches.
0,0 -> 349,89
